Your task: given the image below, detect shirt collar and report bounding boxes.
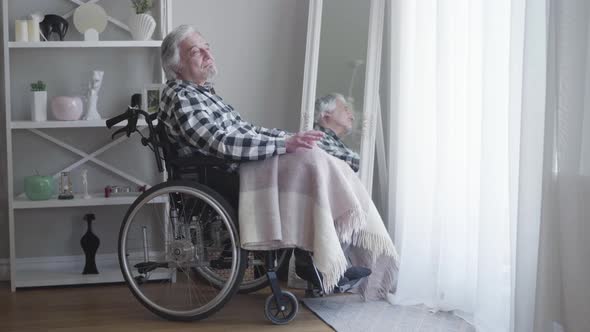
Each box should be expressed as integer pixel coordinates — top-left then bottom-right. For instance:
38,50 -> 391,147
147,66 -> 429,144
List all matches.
314,124 -> 340,140
168,79 -> 215,92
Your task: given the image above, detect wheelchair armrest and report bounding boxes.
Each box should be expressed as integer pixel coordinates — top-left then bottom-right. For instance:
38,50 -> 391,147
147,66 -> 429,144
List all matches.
168,155 -> 229,168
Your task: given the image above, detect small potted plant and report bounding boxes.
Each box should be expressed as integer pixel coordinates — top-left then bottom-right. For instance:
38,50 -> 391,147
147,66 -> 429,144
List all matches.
128,0 -> 156,41
30,80 -> 47,121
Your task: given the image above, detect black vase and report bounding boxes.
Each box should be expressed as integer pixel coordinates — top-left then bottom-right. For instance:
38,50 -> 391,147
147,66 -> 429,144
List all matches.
81,213 -> 100,274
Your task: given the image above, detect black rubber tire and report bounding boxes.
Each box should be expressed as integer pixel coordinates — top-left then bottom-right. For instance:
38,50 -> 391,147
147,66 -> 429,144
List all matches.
118,180 -> 247,321
264,291 -> 299,325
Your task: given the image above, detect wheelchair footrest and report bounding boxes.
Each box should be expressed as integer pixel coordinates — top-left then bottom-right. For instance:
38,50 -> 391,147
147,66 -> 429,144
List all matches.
135,261 -> 169,274
209,257 -> 232,269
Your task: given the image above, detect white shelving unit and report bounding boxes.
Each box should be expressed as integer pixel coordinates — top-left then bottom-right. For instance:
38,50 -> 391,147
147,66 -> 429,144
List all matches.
13,193 -> 168,209
14,252 -> 170,287
11,119 -> 149,129
2,0 -> 172,291
8,40 -> 163,48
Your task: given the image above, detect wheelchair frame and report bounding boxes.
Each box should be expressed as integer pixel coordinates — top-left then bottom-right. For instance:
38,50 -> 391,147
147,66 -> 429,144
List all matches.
106,107 -> 308,324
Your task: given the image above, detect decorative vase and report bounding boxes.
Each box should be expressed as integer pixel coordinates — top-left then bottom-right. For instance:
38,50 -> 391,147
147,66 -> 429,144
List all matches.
31,91 -> 47,121
128,13 -> 156,41
51,96 -> 83,121
81,213 -> 100,274
24,175 -> 53,200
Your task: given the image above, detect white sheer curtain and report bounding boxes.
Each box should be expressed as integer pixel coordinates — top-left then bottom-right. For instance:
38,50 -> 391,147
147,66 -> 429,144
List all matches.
390,1 -> 528,330
534,0 -> 590,331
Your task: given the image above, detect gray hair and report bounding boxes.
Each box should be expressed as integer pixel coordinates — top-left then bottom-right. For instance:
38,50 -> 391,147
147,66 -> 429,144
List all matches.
161,25 -> 198,80
314,93 -> 347,123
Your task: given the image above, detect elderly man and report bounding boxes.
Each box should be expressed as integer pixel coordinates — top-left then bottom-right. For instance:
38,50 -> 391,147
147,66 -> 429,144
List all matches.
158,25 -> 371,292
159,25 -> 323,170
314,93 -> 361,172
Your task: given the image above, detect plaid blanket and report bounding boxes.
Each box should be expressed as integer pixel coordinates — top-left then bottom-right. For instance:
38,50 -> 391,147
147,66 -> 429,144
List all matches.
238,147 -> 399,299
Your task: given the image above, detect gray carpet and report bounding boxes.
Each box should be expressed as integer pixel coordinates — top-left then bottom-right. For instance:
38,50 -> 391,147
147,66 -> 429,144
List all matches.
302,294 -> 475,332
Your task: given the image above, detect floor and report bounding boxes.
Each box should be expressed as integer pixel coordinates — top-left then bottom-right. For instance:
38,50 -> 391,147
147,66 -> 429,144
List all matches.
303,294 -> 476,332
0,282 -> 332,332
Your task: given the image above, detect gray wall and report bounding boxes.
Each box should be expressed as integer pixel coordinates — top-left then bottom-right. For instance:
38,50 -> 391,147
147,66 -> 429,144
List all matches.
0,0 -> 310,262
172,0 -> 309,133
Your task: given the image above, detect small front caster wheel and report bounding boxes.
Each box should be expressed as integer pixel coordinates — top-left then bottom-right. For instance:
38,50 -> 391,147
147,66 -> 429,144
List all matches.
264,291 -> 299,325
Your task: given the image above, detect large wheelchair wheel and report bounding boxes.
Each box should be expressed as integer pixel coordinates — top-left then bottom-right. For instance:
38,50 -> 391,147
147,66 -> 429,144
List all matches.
118,181 -> 247,321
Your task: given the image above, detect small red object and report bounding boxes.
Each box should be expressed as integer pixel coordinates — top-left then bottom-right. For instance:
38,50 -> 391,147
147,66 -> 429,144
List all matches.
104,185 -> 112,198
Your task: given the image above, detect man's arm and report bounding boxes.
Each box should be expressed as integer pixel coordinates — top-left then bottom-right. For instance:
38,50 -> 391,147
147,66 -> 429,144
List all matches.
251,124 -> 288,138
173,94 -> 287,161
317,139 -> 360,172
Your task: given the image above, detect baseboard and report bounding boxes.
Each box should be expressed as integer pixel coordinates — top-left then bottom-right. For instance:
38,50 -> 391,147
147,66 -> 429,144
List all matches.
16,253 -> 119,270
0,258 -> 9,281
0,254 -> 120,283
1,251 -> 162,285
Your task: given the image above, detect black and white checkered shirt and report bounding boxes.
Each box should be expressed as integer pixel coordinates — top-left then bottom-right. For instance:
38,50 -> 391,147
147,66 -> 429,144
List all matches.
158,80 -> 288,171
314,124 -> 360,172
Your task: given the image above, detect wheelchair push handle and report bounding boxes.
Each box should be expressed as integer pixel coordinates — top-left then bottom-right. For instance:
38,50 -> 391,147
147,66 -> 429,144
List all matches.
105,107 -> 165,173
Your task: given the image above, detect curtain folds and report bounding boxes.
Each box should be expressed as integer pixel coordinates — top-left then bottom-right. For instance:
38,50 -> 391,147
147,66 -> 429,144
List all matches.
534,1 -> 590,331
389,1 -> 528,331
388,0 -> 590,331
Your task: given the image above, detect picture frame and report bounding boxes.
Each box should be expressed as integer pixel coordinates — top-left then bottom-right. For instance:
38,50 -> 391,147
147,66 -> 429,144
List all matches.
142,84 -> 163,114
299,0 -> 385,192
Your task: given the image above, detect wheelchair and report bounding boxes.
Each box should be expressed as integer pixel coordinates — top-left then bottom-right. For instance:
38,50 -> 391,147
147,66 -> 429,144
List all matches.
106,107 -> 319,324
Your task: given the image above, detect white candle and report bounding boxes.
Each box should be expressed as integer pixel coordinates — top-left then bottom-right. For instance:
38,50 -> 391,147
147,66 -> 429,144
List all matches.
15,20 -> 28,42
27,18 -> 40,42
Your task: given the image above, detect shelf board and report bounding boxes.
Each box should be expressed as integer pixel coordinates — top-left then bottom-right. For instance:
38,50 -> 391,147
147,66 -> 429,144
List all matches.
15,259 -> 170,288
11,119 -> 150,129
13,192 -> 167,209
8,40 -> 162,48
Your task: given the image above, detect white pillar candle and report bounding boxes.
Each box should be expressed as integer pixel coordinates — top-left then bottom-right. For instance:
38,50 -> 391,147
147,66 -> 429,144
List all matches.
31,91 -> 47,121
15,20 -> 28,42
27,18 -> 40,42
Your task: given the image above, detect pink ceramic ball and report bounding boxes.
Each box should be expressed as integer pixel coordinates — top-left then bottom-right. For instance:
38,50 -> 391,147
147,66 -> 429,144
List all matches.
51,96 -> 83,121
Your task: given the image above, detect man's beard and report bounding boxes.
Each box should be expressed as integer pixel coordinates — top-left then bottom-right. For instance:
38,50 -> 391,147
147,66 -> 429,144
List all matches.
205,64 -> 218,81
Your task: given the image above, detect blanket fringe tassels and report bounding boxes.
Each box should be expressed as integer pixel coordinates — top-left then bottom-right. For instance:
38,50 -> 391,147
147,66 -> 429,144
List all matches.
335,204 -> 399,260
319,248 -> 350,294
317,205 -> 365,293
335,204 -> 367,242
333,204 -> 400,299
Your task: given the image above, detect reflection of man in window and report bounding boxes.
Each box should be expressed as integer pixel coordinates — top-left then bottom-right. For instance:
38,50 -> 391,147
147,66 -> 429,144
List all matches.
314,93 -> 360,172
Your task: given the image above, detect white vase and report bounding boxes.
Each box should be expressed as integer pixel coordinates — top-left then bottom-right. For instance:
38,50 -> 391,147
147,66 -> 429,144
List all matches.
128,13 -> 156,41
31,91 -> 47,121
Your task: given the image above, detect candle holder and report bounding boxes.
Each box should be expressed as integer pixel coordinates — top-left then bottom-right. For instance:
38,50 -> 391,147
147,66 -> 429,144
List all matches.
58,171 -> 74,200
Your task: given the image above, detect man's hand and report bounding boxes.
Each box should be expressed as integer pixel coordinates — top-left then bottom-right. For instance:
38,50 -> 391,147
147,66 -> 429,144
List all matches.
286,130 -> 324,153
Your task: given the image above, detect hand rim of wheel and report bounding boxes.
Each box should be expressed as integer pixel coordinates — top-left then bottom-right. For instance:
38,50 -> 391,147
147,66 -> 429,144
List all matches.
119,185 -> 241,318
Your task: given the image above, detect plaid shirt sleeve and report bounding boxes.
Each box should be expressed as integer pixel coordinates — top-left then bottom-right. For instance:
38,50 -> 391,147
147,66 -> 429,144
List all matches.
170,90 -> 287,161
251,125 -> 288,138
317,135 -> 360,172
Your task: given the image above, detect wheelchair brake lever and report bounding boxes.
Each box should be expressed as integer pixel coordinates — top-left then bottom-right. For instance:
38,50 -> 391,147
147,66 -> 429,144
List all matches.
111,127 -> 128,139
127,115 -> 138,135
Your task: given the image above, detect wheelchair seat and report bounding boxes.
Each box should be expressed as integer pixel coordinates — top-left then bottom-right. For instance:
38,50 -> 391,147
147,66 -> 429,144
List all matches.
155,123 -> 241,208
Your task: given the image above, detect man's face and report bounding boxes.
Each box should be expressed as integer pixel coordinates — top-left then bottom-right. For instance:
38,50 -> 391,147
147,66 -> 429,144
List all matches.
177,32 -> 217,84
327,98 -> 354,135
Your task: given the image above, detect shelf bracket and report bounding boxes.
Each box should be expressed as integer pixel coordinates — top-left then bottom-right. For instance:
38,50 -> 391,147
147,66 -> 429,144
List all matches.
27,128 -> 150,189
